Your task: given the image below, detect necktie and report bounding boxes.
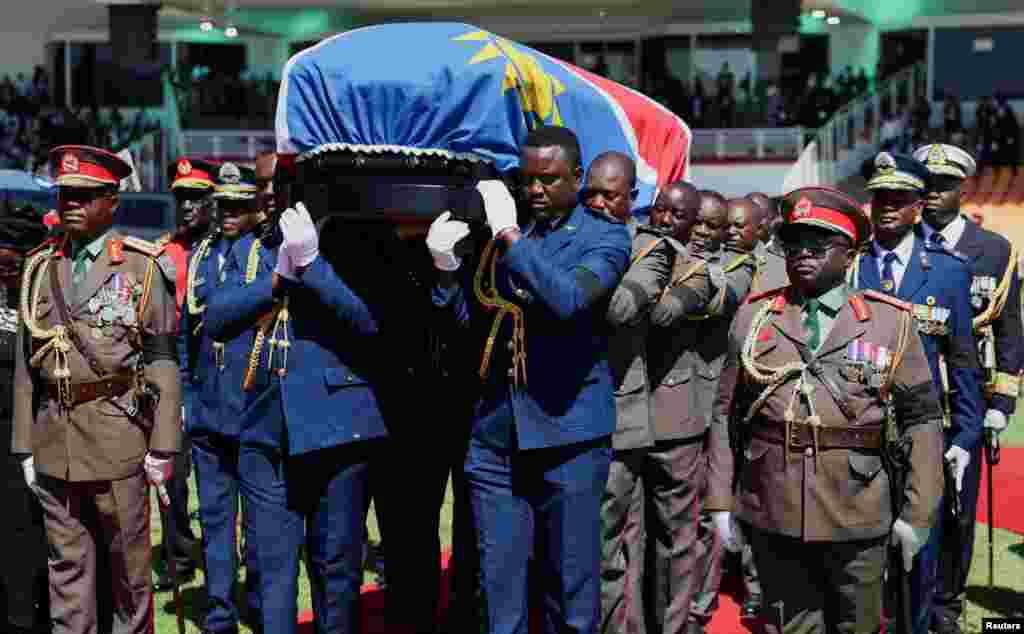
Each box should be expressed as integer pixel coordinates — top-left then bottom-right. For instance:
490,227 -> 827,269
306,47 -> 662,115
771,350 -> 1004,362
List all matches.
803,297 -> 821,351
72,250 -> 89,287
881,252 -> 898,293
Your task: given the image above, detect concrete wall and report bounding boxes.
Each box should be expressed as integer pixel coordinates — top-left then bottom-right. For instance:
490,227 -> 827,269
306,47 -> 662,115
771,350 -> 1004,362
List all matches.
686,161 -> 795,196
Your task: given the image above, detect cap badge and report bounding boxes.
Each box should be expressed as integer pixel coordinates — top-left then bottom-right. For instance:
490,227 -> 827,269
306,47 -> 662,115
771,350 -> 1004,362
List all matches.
178,160 -> 192,176
61,152 -> 79,174
875,152 -> 896,173
219,162 -> 241,185
926,144 -> 946,167
793,196 -> 813,219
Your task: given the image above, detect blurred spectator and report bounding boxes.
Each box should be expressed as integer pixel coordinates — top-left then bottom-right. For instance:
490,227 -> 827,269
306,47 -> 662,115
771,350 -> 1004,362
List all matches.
994,96 -> 1020,168
911,95 -> 932,144
881,108 -> 908,152
943,95 -> 963,142
976,95 -> 997,163
716,62 -> 736,127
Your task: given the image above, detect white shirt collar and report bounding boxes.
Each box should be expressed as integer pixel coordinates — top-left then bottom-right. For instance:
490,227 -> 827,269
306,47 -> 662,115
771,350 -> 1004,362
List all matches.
873,230 -> 915,264
922,214 -> 967,248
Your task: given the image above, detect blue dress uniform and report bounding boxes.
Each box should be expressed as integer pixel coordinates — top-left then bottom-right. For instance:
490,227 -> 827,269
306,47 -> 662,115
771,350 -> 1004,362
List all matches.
184,163 -> 264,634
198,182 -> 387,634
434,204 -> 630,634
854,152 -> 984,634
912,143 -> 1023,634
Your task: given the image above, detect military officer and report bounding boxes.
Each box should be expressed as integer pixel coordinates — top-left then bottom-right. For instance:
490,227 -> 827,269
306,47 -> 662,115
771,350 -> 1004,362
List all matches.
428,125 -> 630,634
688,197 -> 762,634
0,204 -> 50,634
912,143 -> 1023,634
185,162 -> 266,634
200,155 -> 397,634
13,145 -> 182,634
639,185 -> 722,633
706,187 -> 944,634
152,156 -> 221,593
853,152 -> 983,634
747,192 -> 788,293
591,152 -> 675,634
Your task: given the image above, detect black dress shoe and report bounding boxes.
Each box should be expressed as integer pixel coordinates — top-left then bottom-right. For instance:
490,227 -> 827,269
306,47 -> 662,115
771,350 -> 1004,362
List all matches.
741,594 -> 762,619
154,564 -> 197,591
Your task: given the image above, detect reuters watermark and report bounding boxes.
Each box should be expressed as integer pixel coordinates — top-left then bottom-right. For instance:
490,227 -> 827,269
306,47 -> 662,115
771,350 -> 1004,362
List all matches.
984,619 -> 1024,631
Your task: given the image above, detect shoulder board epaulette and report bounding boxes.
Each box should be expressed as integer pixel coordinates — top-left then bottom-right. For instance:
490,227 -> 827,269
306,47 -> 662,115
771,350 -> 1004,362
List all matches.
848,294 -> 870,321
862,289 -> 910,311
744,286 -> 787,305
26,239 -> 57,257
122,236 -> 165,258
154,232 -> 174,247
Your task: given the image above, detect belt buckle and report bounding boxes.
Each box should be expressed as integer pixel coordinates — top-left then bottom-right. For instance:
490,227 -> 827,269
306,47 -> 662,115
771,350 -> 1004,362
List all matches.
787,423 -> 804,450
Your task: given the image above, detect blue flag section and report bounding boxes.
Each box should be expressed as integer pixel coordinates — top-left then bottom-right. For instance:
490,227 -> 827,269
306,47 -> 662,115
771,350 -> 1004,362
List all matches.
275,22 -> 691,207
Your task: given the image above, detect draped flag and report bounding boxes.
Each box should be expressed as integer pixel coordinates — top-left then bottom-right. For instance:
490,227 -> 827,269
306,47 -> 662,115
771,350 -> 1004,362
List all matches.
275,22 -> 691,208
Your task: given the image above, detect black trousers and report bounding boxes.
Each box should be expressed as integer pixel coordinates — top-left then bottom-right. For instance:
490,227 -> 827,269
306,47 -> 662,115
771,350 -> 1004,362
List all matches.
158,434 -> 198,570
373,416 -> 473,634
1,457 -> 49,631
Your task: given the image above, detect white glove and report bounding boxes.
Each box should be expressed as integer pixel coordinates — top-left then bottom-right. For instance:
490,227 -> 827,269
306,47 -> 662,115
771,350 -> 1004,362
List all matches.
273,244 -> 297,281
20,456 -> 37,491
279,202 -> 319,267
426,211 -> 471,271
944,445 -> 970,493
712,511 -> 742,553
984,409 -> 1008,435
476,180 -> 518,238
890,519 -> 930,572
144,453 -> 173,507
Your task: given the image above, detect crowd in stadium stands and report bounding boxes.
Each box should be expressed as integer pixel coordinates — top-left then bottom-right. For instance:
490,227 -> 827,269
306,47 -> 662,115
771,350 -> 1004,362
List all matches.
643,62 -> 874,129
0,66 -> 161,173
167,64 -> 279,127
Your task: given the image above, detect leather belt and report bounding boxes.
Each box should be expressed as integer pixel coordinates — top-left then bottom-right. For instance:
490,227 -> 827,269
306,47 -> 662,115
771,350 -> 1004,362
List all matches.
752,418 -> 884,451
46,373 -> 134,407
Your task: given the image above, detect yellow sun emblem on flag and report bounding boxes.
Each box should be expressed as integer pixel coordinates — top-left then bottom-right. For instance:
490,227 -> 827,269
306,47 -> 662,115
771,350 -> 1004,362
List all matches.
454,30 -> 566,126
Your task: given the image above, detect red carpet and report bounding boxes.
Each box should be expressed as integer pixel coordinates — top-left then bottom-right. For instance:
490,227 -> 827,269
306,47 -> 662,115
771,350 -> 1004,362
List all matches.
976,446 -> 1024,535
295,447 -> 1024,633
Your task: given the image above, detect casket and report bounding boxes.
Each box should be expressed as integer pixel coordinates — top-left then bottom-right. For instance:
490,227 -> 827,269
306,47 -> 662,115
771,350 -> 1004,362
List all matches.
274,22 -> 691,225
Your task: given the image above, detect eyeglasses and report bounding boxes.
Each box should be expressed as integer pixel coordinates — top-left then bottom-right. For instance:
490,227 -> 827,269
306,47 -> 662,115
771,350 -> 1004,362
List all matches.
781,242 -> 845,258
59,187 -> 113,203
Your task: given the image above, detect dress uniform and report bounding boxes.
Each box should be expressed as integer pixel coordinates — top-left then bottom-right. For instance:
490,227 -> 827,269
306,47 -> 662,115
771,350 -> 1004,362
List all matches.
633,234 -> 720,634
706,187 -> 944,634
197,168 -> 390,634
430,151 -> 630,634
853,152 -> 983,634
912,143 -> 1023,634
12,145 -> 182,634
599,219 -> 674,634
185,163 -> 264,634
152,157 -> 223,593
689,244 -> 759,633
0,204 -> 50,634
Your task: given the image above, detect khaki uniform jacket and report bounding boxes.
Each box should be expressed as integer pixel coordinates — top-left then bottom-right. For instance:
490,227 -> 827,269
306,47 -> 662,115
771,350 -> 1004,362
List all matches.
646,240 -> 715,441
606,224 -> 674,451
751,240 -> 788,294
12,233 -> 182,482
706,287 -> 944,541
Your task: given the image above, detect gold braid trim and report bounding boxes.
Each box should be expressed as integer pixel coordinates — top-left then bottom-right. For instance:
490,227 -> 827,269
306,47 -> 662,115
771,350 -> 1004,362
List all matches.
186,236 -> 214,317
738,301 -> 805,421
473,239 -> 526,388
973,243 -> 1019,331
19,247 -> 73,405
242,238 -> 291,390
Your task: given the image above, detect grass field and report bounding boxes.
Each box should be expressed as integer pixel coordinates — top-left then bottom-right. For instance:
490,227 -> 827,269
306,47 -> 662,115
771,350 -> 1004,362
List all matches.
150,418 -> 1024,634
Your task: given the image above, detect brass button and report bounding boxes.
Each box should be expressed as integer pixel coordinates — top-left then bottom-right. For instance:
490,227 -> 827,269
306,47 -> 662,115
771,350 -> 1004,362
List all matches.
804,447 -> 814,457
507,368 -> 515,378
507,340 -> 514,351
